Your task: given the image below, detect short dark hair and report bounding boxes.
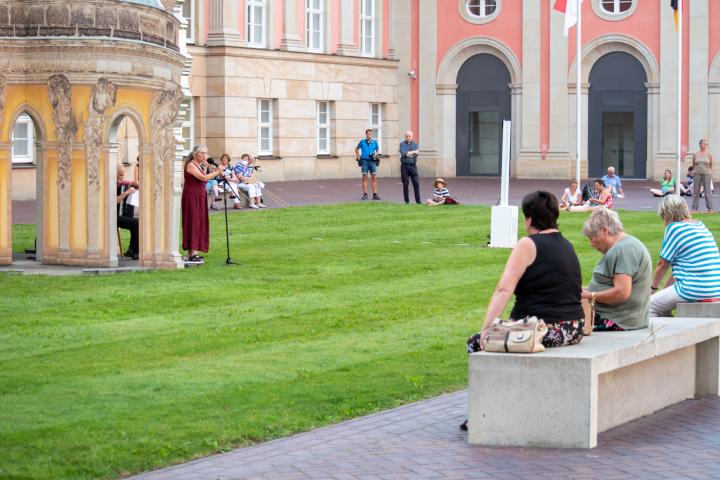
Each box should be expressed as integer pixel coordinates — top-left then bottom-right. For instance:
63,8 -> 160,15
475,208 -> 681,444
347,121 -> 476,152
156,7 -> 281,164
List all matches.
521,191 -> 559,231
594,179 -> 604,187
365,129 -> 373,134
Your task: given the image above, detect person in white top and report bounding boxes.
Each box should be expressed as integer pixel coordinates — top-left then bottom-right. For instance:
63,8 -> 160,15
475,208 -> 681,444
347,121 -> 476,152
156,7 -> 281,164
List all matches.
559,179 -> 583,209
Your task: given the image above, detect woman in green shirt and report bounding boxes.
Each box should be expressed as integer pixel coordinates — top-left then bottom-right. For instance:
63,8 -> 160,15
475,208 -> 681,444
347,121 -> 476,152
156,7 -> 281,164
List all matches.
650,169 -> 686,197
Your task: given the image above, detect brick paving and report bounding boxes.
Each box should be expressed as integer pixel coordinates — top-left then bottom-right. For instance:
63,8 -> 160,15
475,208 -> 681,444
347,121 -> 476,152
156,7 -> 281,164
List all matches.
130,391 -> 720,480
12,176 -> 705,224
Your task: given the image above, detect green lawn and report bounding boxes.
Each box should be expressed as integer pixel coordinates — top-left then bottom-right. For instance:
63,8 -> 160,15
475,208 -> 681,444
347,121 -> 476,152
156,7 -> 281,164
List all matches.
2,203 -> 715,480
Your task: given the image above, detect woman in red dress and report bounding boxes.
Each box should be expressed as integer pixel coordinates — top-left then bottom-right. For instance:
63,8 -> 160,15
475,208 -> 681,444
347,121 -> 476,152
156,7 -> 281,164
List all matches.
182,145 -> 224,262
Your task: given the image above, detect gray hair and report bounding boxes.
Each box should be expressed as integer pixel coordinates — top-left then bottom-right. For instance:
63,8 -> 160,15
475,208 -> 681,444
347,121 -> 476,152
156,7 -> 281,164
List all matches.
658,194 -> 690,223
185,144 -> 208,165
582,208 -> 624,238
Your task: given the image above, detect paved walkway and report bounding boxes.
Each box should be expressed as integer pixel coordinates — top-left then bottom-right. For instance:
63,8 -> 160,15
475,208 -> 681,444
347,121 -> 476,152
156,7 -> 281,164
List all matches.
131,391 -> 720,480
12,177 -> 705,224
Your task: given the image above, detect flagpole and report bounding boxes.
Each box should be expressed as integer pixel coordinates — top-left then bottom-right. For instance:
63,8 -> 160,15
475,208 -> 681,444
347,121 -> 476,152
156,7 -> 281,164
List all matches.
576,0 -> 582,184
676,0 -> 682,193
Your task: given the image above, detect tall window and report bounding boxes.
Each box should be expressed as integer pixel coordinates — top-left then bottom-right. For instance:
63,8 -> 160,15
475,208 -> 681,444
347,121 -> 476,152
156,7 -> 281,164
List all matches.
181,98 -> 195,155
317,101 -> 331,154
12,114 -> 34,164
247,0 -> 266,47
369,103 -> 382,150
465,0 -> 497,18
306,0 -> 324,52
360,0 -> 375,57
257,99 -> 273,155
182,0 -> 195,44
600,0 -> 633,14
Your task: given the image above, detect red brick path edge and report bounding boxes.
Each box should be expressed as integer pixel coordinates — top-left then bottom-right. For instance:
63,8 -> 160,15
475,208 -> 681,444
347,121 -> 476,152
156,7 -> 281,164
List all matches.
130,391 -> 720,480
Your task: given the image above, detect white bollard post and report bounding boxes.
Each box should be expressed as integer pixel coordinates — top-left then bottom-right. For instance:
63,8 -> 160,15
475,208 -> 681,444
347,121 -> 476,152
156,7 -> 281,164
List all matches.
490,120 -> 518,248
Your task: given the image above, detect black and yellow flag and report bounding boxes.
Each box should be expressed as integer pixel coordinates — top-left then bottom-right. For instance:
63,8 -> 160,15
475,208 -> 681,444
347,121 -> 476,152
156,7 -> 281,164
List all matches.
671,0 -> 679,31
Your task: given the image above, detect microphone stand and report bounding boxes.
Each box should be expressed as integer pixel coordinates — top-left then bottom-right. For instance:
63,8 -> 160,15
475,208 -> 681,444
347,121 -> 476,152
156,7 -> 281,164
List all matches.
218,174 -> 241,266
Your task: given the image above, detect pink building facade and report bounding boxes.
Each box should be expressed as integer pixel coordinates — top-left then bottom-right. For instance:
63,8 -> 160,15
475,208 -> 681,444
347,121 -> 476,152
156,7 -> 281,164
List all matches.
182,0 -> 720,181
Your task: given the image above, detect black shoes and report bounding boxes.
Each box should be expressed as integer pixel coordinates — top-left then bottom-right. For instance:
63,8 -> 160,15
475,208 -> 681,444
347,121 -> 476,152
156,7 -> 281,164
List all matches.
124,249 -> 139,260
361,193 -> 368,200
373,193 -> 381,201
459,419 -> 468,431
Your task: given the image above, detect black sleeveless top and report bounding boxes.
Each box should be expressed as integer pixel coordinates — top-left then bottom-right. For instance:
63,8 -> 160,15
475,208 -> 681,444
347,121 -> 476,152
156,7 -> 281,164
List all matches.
510,232 -> 583,324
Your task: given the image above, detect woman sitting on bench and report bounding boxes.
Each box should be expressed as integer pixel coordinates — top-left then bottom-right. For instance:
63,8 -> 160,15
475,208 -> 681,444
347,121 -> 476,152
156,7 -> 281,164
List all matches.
649,195 -> 720,316
471,191 -> 586,352
580,209 -> 652,331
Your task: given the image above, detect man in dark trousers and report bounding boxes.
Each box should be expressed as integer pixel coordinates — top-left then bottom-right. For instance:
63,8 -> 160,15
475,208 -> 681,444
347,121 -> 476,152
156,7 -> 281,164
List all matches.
399,130 -> 420,204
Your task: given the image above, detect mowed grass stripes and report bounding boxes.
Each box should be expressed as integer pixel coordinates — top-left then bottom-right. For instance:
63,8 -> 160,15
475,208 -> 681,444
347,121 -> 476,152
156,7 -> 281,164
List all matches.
1,203 -> 716,479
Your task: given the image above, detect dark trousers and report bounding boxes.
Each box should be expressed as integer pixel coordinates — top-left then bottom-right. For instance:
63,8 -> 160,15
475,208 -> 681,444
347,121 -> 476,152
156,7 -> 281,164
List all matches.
400,163 -> 421,204
117,215 -> 139,254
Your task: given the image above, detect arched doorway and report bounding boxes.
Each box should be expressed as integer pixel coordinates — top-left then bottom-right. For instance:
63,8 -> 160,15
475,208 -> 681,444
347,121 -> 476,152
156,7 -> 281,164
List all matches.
9,109 -> 45,262
588,52 -> 648,179
456,54 -> 511,176
108,112 -> 144,264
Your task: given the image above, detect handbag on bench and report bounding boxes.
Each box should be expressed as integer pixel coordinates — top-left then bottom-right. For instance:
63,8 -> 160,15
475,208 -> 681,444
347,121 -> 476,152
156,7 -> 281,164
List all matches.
481,316 -> 548,353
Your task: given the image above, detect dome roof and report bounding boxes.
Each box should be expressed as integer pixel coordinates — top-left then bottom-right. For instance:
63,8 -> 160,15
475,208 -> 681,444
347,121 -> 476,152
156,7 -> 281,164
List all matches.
120,0 -> 164,9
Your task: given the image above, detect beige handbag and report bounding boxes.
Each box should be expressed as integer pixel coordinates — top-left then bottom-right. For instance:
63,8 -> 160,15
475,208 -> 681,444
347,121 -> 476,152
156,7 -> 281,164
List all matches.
581,299 -> 594,336
482,316 -> 548,353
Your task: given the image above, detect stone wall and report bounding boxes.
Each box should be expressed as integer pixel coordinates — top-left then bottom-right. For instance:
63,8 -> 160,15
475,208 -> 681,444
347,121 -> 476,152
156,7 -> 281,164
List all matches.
190,47 -> 400,181
0,0 -> 178,51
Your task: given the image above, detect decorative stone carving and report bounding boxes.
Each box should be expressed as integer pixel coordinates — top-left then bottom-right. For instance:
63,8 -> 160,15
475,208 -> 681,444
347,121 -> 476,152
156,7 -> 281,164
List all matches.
85,78 -> 116,191
48,74 -> 77,254
149,86 -> 183,201
48,74 -> 77,192
85,78 -> 116,256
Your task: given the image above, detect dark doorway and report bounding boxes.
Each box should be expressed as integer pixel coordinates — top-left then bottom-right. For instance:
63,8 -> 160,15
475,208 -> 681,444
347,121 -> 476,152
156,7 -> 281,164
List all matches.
456,54 -> 511,176
588,52 -> 647,179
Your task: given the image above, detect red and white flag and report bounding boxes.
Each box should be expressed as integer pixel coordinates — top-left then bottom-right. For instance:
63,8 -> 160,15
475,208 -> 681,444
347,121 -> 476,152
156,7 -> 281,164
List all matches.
554,0 -> 583,37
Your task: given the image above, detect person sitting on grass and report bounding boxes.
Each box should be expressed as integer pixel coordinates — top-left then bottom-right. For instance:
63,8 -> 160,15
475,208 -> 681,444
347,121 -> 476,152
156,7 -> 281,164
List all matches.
567,179 -> 612,212
426,178 -> 460,205
649,195 -> 720,317
650,169 -> 686,197
580,209 -> 652,331
559,179 -> 583,209
602,166 -> 625,198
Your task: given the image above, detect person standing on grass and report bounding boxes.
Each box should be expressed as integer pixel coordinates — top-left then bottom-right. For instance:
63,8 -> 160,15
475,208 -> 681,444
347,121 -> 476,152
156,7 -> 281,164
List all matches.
691,139 -> 714,213
182,145 -> 224,263
355,129 -> 381,201
399,130 -> 421,204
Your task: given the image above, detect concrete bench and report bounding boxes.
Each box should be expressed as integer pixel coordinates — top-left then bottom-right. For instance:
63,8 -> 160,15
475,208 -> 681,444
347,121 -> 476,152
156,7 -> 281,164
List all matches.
467,317 -> 720,448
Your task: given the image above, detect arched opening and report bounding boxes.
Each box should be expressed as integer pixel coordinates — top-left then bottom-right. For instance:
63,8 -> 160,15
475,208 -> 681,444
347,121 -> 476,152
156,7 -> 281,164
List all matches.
455,53 -> 511,176
588,51 -> 648,179
107,112 -> 144,264
10,109 -> 45,263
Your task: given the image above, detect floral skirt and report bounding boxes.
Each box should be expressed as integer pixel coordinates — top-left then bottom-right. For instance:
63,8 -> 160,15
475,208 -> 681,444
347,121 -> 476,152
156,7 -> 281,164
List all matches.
467,319 -> 584,353
592,313 -> 625,331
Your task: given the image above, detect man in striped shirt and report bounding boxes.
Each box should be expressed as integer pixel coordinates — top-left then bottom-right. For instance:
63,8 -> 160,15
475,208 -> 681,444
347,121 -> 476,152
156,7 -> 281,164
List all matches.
649,195 -> 720,316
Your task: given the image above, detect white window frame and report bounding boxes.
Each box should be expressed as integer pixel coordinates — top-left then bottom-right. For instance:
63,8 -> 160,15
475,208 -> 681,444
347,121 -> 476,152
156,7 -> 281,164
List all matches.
369,103 -> 382,151
599,0 -> 634,15
257,99 -> 273,155
360,0 -> 375,57
181,98 -> 195,156
465,0 -> 497,18
12,113 -> 34,165
317,101 -> 331,155
182,0 -> 195,44
247,0 -> 266,48
306,0 -> 324,53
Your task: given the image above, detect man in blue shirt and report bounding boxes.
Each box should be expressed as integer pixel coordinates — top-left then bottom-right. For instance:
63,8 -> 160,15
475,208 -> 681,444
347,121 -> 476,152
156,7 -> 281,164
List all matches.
355,129 -> 381,200
398,130 -> 421,204
602,166 -> 625,198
